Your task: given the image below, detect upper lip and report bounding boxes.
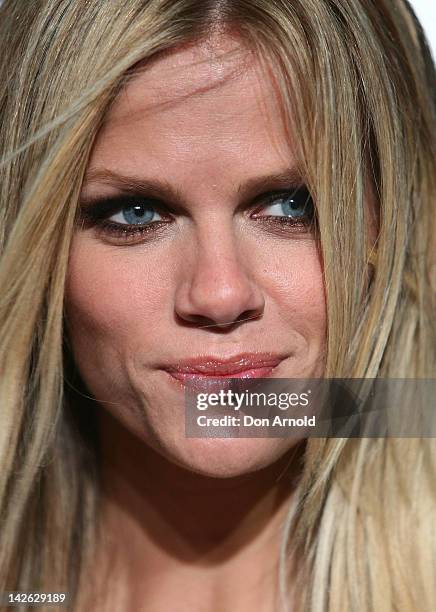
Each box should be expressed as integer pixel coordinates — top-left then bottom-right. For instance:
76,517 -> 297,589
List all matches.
163,352 -> 287,375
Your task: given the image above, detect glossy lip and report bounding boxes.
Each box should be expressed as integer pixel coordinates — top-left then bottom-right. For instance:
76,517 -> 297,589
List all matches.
165,352 -> 285,374
162,352 -> 287,389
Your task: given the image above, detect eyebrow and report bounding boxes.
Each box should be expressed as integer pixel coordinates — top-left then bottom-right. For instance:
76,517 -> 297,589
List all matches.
81,167 -> 304,207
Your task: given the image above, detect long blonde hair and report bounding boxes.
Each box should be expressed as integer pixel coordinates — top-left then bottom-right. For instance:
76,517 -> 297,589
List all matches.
0,1 -> 435,610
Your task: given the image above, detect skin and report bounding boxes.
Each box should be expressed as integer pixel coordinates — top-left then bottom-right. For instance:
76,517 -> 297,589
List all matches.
65,34 -> 326,612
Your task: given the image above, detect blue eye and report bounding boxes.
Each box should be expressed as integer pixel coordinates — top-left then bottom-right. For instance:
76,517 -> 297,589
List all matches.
261,187 -> 314,220
78,185 -> 315,245
108,203 -> 162,226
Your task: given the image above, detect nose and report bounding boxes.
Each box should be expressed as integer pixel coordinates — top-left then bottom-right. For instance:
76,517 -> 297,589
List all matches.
174,229 -> 265,330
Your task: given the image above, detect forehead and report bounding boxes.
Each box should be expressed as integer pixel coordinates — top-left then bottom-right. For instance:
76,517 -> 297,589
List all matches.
86,34 -> 294,190
100,34 -> 285,136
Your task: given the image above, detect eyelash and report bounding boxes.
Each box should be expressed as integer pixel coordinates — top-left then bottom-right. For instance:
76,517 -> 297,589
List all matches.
78,187 -> 316,243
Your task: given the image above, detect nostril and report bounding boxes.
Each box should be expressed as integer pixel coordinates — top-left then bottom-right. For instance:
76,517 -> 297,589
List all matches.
234,309 -> 263,325
176,308 -> 263,331
206,309 -> 262,329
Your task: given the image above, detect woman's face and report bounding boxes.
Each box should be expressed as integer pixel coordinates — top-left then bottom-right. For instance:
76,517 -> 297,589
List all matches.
65,35 -> 326,477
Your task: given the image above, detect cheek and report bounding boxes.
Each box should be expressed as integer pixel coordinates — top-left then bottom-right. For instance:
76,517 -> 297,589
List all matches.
64,235 -> 172,366
257,239 -> 326,334
251,237 -> 327,377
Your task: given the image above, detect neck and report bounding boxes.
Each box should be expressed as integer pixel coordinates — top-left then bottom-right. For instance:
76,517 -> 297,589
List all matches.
80,409 -> 305,612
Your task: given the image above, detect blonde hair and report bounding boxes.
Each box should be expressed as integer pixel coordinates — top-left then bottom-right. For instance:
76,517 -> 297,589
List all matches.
0,1 -> 434,610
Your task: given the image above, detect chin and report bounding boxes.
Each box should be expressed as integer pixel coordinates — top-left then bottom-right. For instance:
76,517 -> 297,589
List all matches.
98,398 -> 300,480
157,437 -> 297,478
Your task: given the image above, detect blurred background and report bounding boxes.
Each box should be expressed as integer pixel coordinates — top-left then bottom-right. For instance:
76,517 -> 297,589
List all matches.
410,0 -> 436,60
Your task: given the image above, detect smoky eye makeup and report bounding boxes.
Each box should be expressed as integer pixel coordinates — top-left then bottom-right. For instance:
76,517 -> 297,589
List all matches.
252,185 -> 316,231
77,184 -> 317,245
77,194 -> 175,243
